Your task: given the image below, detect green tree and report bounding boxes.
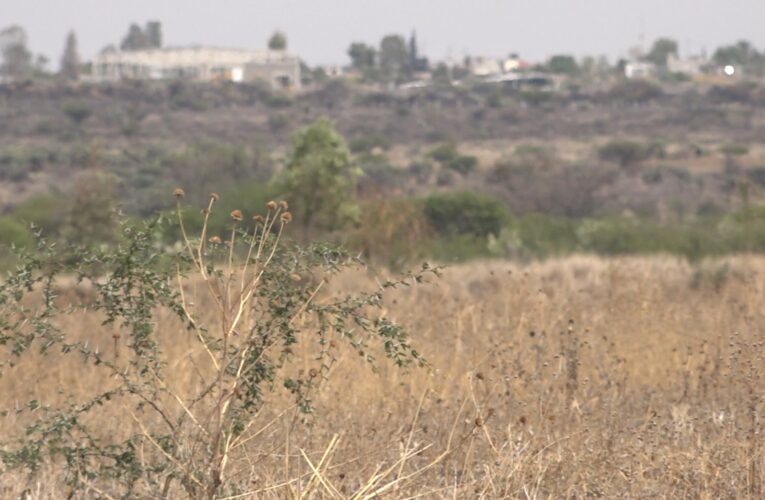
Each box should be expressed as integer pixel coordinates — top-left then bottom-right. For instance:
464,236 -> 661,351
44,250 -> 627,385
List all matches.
145,20 -> 162,48
431,62 -> 452,86
268,31 -> 288,51
59,30 -> 80,81
282,118 -> 361,231
713,40 -> 760,67
408,31 -> 428,72
645,38 -> 678,67
379,34 -> 409,82
547,54 -> 579,75
120,23 -> 149,51
348,42 -> 376,70
0,25 -> 33,80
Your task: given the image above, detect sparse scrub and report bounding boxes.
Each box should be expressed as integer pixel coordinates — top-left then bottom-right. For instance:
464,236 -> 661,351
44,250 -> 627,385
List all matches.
267,113 -> 289,133
608,79 -> 662,102
0,190 -> 436,497
426,142 -> 478,175
598,139 -> 651,168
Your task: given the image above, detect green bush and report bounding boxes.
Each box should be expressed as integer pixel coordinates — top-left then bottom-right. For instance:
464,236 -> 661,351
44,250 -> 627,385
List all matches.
447,154 -> 478,175
427,143 -> 477,175
748,167 -> 765,187
576,217 -> 723,260
264,92 -> 294,108
717,205 -> 765,252
0,216 -> 34,248
430,233 -> 494,262
349,133 -> 390,154
598,140 -> 651,167
357,154 -> 406,190
720,144 -> 749,156
351,198 -> 434,268
512,214 -> 579,257
423,191 -> 508,238
160,181 -> 277,242
519,90 -> 555,106
61,100 -> 93,127
609,80 -> 662,102
12,194 -> 68,237
428,142 -> 459,164
268,113 -> 289,132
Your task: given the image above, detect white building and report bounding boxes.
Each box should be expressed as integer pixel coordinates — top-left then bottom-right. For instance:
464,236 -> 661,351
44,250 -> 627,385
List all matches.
624,61 -> 656,79
667,54 -> 707,76
92,46 -> 301,89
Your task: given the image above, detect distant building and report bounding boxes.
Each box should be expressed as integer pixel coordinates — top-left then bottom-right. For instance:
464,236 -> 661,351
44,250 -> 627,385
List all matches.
502,53 -> 530,72
484,71 -> 557,90
92,46 -> 301,89
468,54 -> 531,78
469,56 -> 503,77
667,54 -> 707,76
624,61 -> 656,79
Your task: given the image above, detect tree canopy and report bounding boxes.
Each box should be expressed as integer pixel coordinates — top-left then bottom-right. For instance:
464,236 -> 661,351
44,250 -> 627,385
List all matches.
268,31 -> 287,51
59,31 -> 80,81
348,42 -> 376,70
120,21 -> 162,51
379,35 -> 409,82
547,55 -> 579,75
645,38 -> 678,67
0,25 -> 33,80
281,118 -> 360,231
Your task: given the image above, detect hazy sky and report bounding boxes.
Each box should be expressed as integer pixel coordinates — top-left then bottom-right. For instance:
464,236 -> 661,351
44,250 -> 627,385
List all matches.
4,1 -> 765,67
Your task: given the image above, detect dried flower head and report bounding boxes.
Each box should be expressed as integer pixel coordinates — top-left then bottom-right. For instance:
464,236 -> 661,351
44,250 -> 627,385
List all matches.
309,368 -> 318,378
279,200 -> 289,210
208,236 -> 222,245
266,200 -> 277,211
173,187 -> 185,198
252,214 -> 264,224
280,211 -> 292,224
210,192 -> 220,201
230,209 -> 243,221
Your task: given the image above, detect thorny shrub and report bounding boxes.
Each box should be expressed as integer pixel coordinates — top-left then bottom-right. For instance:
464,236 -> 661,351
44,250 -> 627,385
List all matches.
0,189 -> 438,498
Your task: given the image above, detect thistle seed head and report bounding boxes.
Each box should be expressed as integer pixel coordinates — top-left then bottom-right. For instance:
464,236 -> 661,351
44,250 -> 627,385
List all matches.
208,236 -> 222,245
266,200 -> 277,211
280,211 -> 292,224
173,187 -> 185,198
230,209 -> 243,221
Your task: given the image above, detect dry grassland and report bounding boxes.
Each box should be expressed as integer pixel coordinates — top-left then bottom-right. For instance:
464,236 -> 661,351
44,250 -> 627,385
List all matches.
3,255 -> 765,498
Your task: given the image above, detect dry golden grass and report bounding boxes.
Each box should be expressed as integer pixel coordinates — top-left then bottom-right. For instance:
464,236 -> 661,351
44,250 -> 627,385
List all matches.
3,255 -> 765,498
